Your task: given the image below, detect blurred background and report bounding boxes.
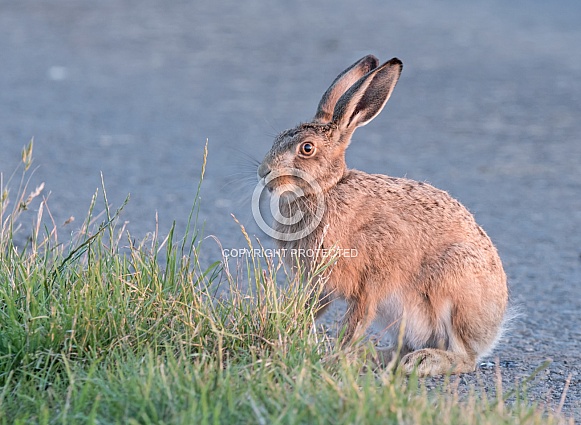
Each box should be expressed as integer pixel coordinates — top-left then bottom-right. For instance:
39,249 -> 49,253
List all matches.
0,0 -> 580,415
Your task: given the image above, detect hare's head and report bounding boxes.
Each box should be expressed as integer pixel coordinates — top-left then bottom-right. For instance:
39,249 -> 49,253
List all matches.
258,55 -> 402,197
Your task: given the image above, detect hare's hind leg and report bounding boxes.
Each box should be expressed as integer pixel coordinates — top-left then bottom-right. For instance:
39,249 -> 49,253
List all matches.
398,243 -> 507,377
399,348 -> 476,376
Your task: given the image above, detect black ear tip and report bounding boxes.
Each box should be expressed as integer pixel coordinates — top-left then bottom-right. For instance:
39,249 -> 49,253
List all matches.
362,55 -> 380,70
387,57 -> 403,67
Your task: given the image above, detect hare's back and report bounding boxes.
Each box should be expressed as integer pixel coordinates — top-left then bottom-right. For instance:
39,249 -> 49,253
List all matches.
338,170 -> 483,240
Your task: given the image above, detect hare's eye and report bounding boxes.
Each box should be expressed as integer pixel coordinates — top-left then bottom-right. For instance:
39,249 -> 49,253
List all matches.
299,142 -> 316,157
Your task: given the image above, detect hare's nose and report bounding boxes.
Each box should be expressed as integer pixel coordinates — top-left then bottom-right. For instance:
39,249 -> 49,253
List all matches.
257,163 -> 271,179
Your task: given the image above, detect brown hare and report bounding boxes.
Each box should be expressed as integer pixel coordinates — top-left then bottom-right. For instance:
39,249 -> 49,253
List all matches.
256,55 -> 508,376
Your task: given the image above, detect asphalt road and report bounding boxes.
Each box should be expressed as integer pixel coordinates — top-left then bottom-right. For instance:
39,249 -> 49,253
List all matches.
1,0 -> 580,419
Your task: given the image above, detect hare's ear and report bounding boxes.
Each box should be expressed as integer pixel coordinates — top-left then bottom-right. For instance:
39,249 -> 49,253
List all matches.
314,55 -> 379,124
332,58 -> 402,131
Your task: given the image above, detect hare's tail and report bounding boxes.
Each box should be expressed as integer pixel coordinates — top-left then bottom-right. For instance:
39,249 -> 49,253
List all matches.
479,301 -> 523,361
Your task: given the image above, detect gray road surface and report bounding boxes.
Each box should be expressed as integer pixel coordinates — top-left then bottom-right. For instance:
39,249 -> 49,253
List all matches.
1,0 -> 580,419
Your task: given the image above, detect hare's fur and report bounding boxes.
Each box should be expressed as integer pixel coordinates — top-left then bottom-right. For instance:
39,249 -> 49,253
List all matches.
258,55 -> 508,376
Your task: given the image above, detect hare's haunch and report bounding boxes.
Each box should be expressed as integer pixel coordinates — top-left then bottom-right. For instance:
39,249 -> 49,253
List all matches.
257,55 -> 508,376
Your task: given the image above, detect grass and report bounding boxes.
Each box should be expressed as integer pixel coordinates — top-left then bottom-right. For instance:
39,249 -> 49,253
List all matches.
0,141 -> 570,424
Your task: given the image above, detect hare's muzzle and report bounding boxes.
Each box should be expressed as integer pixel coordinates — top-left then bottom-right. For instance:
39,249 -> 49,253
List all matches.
258,163 -> 271,179
257,163 -> 274,192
